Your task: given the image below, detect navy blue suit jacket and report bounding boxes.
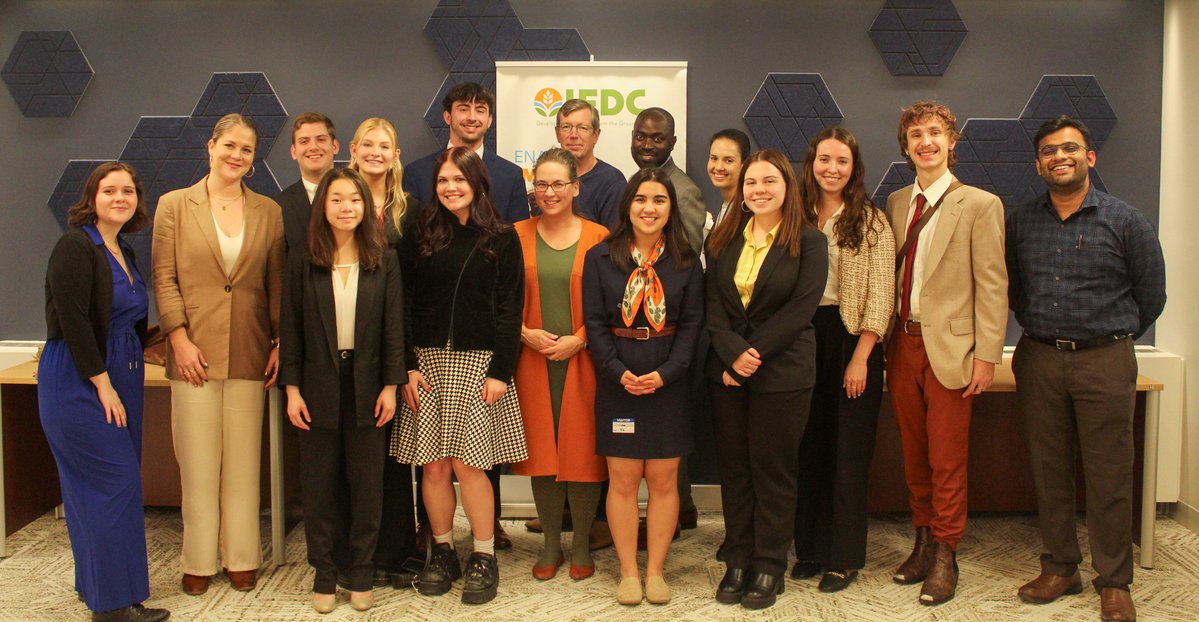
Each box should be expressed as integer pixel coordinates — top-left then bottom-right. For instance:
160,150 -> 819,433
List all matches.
402,148 -> 529,224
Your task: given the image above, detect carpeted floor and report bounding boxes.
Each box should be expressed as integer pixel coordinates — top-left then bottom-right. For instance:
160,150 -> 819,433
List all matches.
2,509 -> 1198,621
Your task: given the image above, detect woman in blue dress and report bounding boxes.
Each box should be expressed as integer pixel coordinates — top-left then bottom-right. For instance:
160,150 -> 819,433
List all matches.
38,162 -> 170,622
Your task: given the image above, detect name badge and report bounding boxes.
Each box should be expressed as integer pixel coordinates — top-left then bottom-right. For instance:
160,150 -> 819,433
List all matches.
612,418 -> 635,434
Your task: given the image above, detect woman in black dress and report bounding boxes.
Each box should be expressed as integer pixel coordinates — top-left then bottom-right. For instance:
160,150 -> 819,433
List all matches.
705,149 -> 827,610
582,167 -> 703,606
390,147 -> 526,605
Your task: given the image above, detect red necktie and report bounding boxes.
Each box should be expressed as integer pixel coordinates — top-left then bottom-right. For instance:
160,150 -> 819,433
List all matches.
899,193 -> 927,323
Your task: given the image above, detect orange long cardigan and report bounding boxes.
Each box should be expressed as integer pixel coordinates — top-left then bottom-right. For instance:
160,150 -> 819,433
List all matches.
512,217 -> 609,482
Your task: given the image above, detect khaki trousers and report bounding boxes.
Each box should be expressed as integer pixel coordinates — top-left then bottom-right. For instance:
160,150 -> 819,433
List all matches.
171,379 -> 264,575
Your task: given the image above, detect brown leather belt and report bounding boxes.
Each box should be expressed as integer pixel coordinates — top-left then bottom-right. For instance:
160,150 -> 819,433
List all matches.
611,325 -> 677,340
901,320 -> 922,336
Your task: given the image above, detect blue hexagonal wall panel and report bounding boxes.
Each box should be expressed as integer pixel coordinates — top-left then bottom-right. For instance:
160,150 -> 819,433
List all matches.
954,119 -> 1042,209
47,72 -> 288,280
421,0 -> 590,150
1019,75 -> 1117,151
743,73 -> 843,163
870,162 -> 917,210
868,0 -> 968,76
1,30 -> 93,117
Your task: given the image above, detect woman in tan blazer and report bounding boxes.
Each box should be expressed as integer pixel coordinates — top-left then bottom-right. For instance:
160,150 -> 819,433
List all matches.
152,113 -> 285,596
791,127 -> 895,592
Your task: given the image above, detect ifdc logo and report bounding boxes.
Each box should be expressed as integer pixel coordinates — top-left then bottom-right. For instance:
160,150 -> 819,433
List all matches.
533,88 -> 564,117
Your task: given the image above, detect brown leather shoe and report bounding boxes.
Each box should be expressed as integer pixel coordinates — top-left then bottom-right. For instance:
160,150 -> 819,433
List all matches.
493,521 -> 513,550
893,526 -> 932,584
1018,570 -> 1083,604
181,573 -> 210,596
1100,587 -> 1136,622
918,542 -> 958,606
224,568 -> 257,591
589,520 -> 613,551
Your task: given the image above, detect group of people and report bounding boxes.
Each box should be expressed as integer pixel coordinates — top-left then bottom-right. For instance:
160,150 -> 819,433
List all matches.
37,80 -> 1164,622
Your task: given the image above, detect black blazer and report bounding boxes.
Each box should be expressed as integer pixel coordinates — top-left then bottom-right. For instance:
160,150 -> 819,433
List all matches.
705,224 -> 828,392
276,180 -> 312,257
278,251 -> 406,429
45,226 -> 148,380
402,149 -> 530,225
397,221 -> 524,380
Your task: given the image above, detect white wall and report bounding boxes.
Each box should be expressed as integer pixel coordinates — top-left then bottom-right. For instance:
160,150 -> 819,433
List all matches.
1157,0 -> 1199,531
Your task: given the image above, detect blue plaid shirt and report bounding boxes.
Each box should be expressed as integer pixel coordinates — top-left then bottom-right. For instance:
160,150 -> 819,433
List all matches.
1006,186 -> 1165,341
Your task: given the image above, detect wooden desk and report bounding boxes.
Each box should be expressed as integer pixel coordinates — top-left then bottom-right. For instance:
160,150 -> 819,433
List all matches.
0,361 -> 288,565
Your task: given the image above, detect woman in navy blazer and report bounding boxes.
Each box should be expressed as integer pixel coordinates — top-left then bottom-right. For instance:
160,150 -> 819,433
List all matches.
582,167 -> 703,606
278,168 -> 404,613
704,149 -> 827,610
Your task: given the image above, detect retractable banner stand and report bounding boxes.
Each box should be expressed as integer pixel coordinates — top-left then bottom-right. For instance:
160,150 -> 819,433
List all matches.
495,61 -> 689,189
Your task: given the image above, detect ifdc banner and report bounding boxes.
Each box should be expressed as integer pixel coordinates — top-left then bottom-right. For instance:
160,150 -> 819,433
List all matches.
495,61 -> 689,190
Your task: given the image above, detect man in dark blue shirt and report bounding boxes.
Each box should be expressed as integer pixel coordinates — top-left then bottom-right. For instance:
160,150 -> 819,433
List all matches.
1007,116 -> 1165,622
554,99 -> 625,230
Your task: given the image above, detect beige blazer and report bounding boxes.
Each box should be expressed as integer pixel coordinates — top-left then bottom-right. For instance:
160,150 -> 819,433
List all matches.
887,182 -> 1007,389
835,208 -> 896,338
152,178 -> 285,381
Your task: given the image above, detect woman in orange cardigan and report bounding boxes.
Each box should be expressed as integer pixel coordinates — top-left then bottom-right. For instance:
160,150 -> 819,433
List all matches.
513,148 -> 608,581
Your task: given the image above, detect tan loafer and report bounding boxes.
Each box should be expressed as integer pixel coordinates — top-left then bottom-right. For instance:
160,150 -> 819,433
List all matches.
645,575 -> 671,605
616,576 -> 642,605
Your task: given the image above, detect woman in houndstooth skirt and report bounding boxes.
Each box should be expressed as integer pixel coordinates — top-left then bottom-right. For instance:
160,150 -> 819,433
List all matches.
390,147 -> 526,605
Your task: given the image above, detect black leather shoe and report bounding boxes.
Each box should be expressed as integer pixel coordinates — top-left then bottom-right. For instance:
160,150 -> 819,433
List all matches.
460,552 -> 499,604
715,568 -> 747,604
416,543 -> 461,596
790,559 -> 821,580
741,573 -> 784,610
818,569 -> 858,592
372,567 -> 391,587
92,604 -> 170,622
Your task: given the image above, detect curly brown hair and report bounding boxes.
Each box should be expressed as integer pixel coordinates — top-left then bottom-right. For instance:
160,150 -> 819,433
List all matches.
66,162 -> 150,233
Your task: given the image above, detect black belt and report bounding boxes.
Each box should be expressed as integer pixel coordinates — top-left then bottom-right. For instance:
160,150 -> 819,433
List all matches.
1023,332 -> 1131,352
339,349 -> 354,360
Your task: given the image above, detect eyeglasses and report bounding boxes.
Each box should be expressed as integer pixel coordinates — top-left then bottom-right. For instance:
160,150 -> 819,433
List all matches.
1038,142 -> 1086,158
534,181 -> 575,194
556,123 -> 594,136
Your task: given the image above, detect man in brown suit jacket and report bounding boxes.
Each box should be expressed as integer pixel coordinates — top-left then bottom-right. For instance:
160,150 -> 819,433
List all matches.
885,101 -> 1007,606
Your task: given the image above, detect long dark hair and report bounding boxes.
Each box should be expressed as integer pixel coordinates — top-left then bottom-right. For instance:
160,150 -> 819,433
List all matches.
799,127 -> 881,252
306,168 -> 385,271
706,149 -> 813,260
412,146 -> 510,260
67,161 -> 150,233
604,167 -> 695,272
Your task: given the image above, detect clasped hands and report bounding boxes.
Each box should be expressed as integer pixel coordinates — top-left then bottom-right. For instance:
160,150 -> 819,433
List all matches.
620,370 -> 664,396
722,347 -> 761,387
522,327 -> 585,361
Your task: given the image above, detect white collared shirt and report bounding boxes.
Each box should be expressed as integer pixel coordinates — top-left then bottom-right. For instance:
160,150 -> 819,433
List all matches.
333,262 -> 360,350
902,170 -> 955,321
447,142 -> 485,159
819,204 -> 845,306
302,178 -> 319,203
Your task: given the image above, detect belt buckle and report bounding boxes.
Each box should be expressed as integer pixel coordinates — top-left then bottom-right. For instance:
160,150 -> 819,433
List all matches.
1054,339 -> 1077,351
635,327 -> 651,340
903,320 -> 917,335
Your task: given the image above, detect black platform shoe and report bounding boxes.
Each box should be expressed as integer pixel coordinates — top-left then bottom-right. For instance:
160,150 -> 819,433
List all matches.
416,543 -> 461,596
741,573 -> 785,610
715,567 -> 747,604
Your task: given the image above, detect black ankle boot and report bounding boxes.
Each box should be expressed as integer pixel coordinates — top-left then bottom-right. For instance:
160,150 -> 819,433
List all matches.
416,543 -> 461,596
715,567 -> 747,604
460,552 -> 499,604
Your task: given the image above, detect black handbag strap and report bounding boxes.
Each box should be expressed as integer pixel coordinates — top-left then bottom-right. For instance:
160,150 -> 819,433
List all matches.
894,180 -> 963,271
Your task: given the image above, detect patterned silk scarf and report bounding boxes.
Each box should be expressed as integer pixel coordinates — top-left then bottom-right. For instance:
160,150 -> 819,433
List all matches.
621,237 -> 667,331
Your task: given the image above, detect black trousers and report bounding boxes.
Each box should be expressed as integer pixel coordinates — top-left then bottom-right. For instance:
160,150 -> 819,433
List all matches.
298,353 -> 387,593
793,306 -> 884,570
710,383 -> 811,577
1013,336 -> 1137,589
373,453 -> 417,571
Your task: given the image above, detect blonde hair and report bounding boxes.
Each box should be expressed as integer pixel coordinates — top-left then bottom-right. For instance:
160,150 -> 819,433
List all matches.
348,117 -> 407,235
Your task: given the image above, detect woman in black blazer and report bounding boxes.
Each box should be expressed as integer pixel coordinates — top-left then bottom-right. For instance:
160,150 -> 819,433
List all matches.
278,168 -> 404,614
704,149 -> 827,610
38,162 -> 170,622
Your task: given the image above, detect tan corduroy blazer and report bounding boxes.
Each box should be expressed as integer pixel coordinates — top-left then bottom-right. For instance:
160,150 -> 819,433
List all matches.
834,207 -> 896,338
152,178 -> 284,381
887,182 -> 1008,389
